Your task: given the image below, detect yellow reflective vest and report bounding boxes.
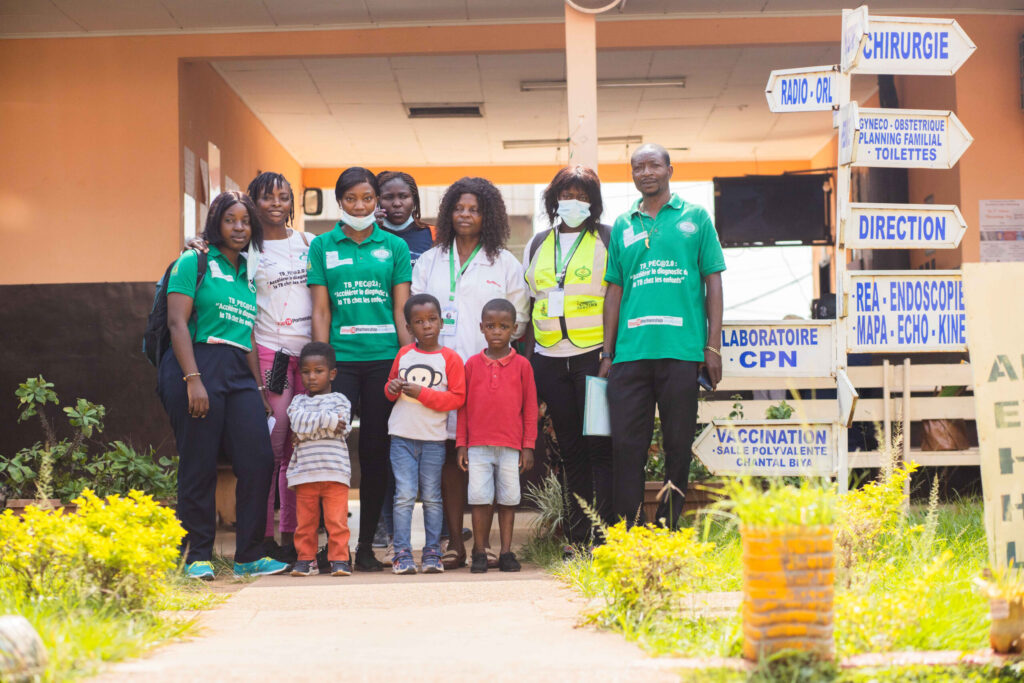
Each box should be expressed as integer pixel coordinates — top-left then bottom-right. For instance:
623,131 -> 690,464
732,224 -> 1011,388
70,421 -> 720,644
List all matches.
524,226 -> 607,349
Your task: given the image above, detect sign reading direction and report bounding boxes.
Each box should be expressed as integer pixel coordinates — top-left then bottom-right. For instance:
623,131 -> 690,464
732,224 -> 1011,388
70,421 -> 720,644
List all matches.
965,263 -> 1024,568
765,65 -> 838,113
847,13 -> 976,76
841,103 -> 973,169
843,203 -> 967,249
846,270 -> 967,353
692,420 -> 837,477
720,320 -> 835,378
837,369 -> 859,428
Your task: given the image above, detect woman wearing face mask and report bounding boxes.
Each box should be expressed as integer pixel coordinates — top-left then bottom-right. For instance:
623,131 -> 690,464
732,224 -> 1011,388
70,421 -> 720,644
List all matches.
523,165 -> 613,558
308,166 -> 412,572
376,170 -> 436,266
412,176 -> 529,569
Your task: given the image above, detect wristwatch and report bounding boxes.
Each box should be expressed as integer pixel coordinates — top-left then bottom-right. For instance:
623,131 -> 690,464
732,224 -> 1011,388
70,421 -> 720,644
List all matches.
600,351 -> 614,361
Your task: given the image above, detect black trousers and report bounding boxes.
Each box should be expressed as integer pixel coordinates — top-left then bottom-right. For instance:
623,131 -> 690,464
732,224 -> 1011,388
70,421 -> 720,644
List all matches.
332,359 -> 393,548
532,349 -> 613,544
608,359 -> 699,529
158,344 -> 273,564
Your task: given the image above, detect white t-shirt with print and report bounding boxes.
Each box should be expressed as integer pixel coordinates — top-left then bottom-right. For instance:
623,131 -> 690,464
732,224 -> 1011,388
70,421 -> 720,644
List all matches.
253,230 -> 313,356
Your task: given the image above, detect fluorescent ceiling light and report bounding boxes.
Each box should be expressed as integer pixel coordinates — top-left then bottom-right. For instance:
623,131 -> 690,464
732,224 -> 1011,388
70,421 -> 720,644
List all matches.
520,77 -> 685,92
503,135 -> 642,150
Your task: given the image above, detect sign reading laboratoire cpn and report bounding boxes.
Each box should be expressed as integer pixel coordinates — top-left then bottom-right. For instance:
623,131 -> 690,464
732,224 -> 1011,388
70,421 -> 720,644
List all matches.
846,270 -> 966,353
964,263 -> 1024,568
839,103 -> 972,169
844,10 -> 975,76
720,320 -> 835,378
692,420 -> 836,477
843,203 -> 967,250
765,65 -> 838,113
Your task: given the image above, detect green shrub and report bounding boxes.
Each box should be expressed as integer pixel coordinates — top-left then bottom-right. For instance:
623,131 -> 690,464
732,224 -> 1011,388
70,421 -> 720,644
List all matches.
0,490 -> 186,608
716,477 -> 836,529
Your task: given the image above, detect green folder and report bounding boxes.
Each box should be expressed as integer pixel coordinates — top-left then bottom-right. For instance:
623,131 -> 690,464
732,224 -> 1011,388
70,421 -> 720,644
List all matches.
583,375 -> 610,437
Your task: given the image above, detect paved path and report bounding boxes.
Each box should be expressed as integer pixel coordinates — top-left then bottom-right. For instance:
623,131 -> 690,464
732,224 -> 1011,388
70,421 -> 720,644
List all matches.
95,566 -> 681,682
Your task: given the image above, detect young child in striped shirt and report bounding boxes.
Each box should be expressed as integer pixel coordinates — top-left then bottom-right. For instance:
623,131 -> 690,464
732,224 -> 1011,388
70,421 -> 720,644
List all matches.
286,341 -> 353,577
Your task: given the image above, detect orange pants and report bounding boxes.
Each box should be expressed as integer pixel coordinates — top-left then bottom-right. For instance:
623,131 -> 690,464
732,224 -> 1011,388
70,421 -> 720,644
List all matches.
294,481 -> 350,562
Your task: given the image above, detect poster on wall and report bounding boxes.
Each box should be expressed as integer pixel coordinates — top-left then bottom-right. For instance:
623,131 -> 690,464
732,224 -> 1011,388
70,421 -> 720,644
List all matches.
980,200 -> 1024,262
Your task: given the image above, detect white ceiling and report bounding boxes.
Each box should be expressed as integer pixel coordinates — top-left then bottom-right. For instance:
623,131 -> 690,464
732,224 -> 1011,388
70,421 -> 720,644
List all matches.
211,47 -> 879,167
1,0 -> 1021,36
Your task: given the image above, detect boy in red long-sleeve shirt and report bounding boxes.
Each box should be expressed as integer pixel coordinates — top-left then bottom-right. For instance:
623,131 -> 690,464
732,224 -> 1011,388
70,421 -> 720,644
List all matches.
457,298 -> 536,573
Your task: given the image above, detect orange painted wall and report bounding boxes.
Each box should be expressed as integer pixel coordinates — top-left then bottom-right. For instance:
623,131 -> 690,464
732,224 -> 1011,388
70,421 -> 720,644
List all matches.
179,61 -> 302,236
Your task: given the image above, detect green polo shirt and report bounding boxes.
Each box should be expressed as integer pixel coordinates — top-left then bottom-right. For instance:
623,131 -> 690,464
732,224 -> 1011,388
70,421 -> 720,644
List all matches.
167,245 -> 257,351
307,223 -> 412,361
605,194 -> 726,364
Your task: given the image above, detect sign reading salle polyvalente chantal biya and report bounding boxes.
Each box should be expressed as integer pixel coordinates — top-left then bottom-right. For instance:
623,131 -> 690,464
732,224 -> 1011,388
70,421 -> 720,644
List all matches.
692,420 -> 837,478
965,263 -> 1024,569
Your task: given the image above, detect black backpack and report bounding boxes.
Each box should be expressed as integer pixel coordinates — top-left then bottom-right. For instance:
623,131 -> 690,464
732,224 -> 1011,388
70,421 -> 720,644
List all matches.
143,252 -> 208,366
527,222 -> 612,264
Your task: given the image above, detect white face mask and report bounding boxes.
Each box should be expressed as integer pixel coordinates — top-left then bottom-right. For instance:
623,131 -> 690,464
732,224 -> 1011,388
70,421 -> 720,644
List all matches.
340,207 -> 376,231
382,215 -> 415,232
557,199 -> 591,228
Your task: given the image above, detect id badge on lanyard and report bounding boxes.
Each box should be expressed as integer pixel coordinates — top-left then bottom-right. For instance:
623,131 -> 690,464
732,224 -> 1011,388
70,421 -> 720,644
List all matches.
441,302 -> 458,336
547,289 -> 565,317
446,243 -> 482,337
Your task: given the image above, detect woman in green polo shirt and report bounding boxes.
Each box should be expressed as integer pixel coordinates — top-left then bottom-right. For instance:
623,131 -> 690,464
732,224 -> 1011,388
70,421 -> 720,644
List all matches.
158,191 -> 289,580
308,166 -> 412,572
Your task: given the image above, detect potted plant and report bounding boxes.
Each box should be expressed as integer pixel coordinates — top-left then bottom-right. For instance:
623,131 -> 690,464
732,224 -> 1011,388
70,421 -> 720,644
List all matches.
976,567 -> 1024,653
716,477 -> 837,662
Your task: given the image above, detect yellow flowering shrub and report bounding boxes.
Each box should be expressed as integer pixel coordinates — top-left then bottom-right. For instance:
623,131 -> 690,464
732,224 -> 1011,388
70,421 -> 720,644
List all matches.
592,521 -> 713,620
835,461 -> 918,573
0,489 -> 185,608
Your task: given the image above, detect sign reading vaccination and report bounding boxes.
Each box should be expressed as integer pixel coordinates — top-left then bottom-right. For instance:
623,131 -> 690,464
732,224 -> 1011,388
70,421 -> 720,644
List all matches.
692,420 -> 836,477
720,321 -> 835,378
846,271 -> 967,353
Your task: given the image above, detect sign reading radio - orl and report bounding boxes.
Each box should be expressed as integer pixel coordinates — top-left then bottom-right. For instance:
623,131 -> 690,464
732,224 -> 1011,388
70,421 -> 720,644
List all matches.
846,270 -> 967,353
720,320 -> 835,378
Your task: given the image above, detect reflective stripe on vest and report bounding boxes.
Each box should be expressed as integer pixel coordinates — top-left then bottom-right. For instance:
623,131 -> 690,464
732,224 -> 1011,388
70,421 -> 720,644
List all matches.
525,229 -> 606,349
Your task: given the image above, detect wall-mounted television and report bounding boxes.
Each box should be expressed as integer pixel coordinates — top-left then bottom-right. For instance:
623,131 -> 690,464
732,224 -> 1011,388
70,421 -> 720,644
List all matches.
712,173 -> 832,247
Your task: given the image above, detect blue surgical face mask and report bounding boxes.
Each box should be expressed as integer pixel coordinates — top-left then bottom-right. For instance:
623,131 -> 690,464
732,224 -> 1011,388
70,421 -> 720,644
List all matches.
383,215 -> 415,232
557,199 -> 591,228
340,207 -> 376,231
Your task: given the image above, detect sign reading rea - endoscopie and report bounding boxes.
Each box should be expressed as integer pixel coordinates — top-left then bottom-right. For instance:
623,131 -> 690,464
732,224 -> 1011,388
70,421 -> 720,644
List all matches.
692,420 -> 837,477
842,8 -> 976,76
846,270 -> 967,353
764,65 -> 838,113
842,203 -> 967,250
720,320 -> 835,378
839,103 -> 973,169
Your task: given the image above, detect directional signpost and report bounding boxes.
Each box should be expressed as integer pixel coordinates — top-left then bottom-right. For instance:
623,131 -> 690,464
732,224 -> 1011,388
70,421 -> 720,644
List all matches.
843,203 -> 967,249
839,103 -> 973,169
846,271 -> 967,353
845,12 -> 976,76
837,370 -> 858,428
720,320 -> 835,378
693,420 -> 837,477
765,65 -> 838,113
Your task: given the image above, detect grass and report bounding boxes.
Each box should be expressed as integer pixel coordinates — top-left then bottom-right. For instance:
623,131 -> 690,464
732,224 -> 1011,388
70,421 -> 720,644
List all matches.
1,577 -> 223,680
552,498 -> 1001,676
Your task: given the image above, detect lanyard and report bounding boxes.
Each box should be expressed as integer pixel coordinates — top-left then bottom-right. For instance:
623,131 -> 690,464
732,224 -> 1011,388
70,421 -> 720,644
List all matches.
448,242 -> 482,301
554,229 -> 587,288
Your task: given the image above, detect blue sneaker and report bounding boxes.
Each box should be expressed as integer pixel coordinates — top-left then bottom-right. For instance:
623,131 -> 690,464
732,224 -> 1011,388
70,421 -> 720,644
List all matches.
291,560 -> 314,577
421,552 -> 444,574
185,560 -> 215,581
233,556 -> 289,578
392,551 -> 417,575
330,560 -> 352,577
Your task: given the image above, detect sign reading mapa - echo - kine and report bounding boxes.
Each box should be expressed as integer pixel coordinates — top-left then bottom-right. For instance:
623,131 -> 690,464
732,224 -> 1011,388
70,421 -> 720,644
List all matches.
692,420 -> 837,477
846,270 -> 967,353
720,320 -> 835,378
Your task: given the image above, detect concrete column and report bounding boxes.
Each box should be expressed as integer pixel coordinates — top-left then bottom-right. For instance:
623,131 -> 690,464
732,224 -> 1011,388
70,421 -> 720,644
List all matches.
564,4 -> 599,172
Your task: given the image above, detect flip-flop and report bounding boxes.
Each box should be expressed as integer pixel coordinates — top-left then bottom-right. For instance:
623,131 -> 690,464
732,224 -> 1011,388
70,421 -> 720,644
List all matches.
485,548 -> 499,569
441,549 -> 466,569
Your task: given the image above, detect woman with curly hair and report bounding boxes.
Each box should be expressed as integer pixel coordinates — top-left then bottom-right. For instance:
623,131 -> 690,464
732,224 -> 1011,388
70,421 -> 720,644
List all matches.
412,176 -> 529,568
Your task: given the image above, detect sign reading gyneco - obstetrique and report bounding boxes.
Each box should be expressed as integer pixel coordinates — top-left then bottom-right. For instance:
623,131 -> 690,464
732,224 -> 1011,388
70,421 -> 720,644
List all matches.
720,320 -> 835,378
692,420 -> 837,477
843,8 -> 975,76
839,103 -> 972,169
846,270 -> 967,353
765,65 -> 838,113
843,203 -> 967,250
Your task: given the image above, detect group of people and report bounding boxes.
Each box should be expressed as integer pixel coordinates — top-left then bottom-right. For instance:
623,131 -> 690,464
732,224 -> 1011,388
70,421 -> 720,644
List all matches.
156,142 -> 725,580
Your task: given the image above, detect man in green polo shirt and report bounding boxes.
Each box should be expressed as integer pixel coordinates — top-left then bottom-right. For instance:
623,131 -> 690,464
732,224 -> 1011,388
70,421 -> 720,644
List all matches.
600,143 -> 725,529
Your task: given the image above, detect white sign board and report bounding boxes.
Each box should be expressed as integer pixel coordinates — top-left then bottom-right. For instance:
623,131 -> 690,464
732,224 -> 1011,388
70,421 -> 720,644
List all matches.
980,199 -> 1024,263
837,369 -> 859,428
692,420 -> 837,477
765,65 -> 838,113
843,104 -> 972,169
843,203 -> 967,249
848,13 -> 975,76
841,5 -> 869,73
846,270 -> 967,353
720,320 -> 835,378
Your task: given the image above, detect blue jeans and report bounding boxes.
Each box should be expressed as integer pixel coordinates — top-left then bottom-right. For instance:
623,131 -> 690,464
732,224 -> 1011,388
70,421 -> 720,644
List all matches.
390,436 -> 446,554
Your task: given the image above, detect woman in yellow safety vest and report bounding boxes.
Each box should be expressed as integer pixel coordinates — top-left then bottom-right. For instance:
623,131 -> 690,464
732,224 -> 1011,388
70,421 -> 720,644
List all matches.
523,165 -> 613,557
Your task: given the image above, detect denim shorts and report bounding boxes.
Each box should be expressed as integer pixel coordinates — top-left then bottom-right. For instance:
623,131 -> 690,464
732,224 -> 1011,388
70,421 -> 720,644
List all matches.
467,445 -> 521,506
